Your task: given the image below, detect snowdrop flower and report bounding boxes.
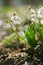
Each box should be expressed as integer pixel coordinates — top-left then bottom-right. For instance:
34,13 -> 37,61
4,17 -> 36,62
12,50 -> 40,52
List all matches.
30,14 -> 38,23
10,13 -> 22,30
30,9 -> 36,14
29,8 -> 38,23
11,13 -> 21,25
37,7 -> 43,19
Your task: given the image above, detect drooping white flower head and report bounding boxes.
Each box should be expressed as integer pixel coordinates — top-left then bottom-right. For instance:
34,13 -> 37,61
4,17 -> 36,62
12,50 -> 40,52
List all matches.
10,12 -> 22,30
30,8 -> 36,14
11,13 -> 21,25
30,14 -> 38,23
37,7 -> 43,19
29,8 -> 38,23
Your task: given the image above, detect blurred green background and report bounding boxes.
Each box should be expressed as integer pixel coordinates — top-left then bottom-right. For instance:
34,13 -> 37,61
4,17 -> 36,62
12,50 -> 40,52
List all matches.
0,0 -> 43,17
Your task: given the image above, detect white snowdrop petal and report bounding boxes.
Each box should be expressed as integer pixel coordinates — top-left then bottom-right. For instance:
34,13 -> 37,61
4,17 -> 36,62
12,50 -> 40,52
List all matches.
11,16 -> 14,21
31,9 -> 36,14
41,19 -> 43,24
37,7 -> 43,18
30,13 -> 38,23
11,15 -> 21,25
30,14 -> 36,18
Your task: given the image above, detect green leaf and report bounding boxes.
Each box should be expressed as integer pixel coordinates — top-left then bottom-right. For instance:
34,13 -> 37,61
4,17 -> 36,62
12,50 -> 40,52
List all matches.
2,33 -> 15,45
38,27 -> 43,42
24,28 -> 36,47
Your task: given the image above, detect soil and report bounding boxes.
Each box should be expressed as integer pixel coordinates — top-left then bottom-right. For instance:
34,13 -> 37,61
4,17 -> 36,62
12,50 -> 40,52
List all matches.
0,43 -> 43,65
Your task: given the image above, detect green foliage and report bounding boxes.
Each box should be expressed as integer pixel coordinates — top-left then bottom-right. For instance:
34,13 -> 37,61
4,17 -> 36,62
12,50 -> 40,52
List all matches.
2,33 -> 15,45
37,22 -> 43,42
24,18 -> 43,48
38,27 -> 43,42
24,23 -> 37,47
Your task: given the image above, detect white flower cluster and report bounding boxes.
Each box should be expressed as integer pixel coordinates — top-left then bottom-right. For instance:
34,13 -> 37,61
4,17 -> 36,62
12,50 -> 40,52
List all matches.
10,7 -> 43,31
37,7 -> 43,24
30,7 -> 43,24
37,7 -> 43,19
